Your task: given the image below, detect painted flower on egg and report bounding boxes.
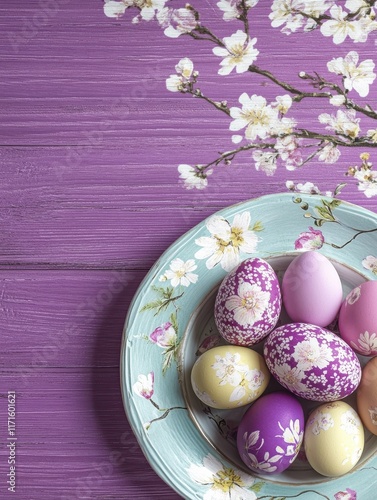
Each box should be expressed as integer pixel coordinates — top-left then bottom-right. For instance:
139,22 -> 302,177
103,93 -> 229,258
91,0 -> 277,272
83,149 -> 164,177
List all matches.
351,331 -> 377,356
292,337 -> 334,370
225,282 -> 270,326
211,352 -> 265,403
275,419 -> 303,459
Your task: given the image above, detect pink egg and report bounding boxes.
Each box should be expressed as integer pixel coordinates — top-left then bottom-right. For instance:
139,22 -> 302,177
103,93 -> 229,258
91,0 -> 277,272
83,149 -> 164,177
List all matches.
282,251 -> 343,327
237,392 -> 304,474
338,281 -> 377,356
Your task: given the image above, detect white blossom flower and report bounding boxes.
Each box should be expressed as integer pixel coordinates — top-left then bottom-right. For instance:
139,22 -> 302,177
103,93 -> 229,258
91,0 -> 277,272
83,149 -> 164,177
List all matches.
104,0 -> 132,18
320,5 -> 364,44
269,0 -> 306,33
329,94 -> 346,106
232,134 -> 243,144
357,14 -> 377,42
230,93 -> 279,140
133,372 -> 154,399
367,129 -> 377,143
213,30 -> 259,75
225,282 -> 270,326
162,7 -> 197,38
354,169 -> 377,197
188,454 -> 256,500
272,116 -> 297,136
166,57 -> 194,92
292,337 -> 334,370
217,0 -> 241,21
275,135 -> 302,170
273,94 -> 293,115
178,164 -> 213,190
318,109 -> 360,139
346,0 -> 373,13
289,181 -> 320,194
218,0 -> 259,21
136,0 -> 168,22
317,142 -> 341,163
175,57 -> 194,79
166,74 -> 183,92
362,255 -> 377,275
195,211 -> 260,271
161,258 -> 198,287
327,51 -> 376,97
302,0 -> 333,18
252,150 -> 278,176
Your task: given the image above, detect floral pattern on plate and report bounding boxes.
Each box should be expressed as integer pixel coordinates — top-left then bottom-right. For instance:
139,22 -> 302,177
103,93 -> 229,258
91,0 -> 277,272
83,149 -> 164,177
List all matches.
121,192 -> 377,499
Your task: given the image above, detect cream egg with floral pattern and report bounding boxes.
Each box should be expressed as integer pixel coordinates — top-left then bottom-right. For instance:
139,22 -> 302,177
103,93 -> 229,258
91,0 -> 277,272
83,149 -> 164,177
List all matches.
304,401 -> 364,477
191,345 -> 270,409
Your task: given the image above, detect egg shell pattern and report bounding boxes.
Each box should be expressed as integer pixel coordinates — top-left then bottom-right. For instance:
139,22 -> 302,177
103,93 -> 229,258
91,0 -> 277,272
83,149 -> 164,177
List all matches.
191,345 -> 270,409
338,281 -> 377,356
214,258 -> 281,346
282,251 -> 343,327
263,323 -> 361,401
237,392 -> 304,474
304,401 -> 364,477
357,357 -> 377,435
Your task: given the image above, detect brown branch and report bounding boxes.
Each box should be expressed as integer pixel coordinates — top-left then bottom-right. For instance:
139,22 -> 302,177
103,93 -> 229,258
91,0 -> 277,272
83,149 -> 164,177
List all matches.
188,89 -> 230,115
249,64 -> 331,100
239,0 -> 250,40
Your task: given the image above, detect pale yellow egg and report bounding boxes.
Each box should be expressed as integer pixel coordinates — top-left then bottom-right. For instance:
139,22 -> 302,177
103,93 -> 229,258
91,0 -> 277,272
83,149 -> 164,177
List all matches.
304,401 -> 364,477
191,345 -> 270,410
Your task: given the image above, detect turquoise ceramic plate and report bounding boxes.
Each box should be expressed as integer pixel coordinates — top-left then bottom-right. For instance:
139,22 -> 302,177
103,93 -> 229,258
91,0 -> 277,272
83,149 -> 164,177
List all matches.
121,193 -> 377,500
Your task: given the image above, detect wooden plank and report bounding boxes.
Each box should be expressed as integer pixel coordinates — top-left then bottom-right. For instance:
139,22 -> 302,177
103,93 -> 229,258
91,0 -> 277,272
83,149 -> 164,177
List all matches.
0,368 -> 180,499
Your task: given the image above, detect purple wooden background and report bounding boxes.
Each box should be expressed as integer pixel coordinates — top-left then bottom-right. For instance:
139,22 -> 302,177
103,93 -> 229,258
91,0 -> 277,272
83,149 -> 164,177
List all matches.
1,1 -> 377,498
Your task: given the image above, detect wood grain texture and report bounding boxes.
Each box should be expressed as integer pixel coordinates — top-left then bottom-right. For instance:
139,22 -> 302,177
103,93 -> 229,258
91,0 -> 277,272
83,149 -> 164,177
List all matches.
1,0 -> 377,499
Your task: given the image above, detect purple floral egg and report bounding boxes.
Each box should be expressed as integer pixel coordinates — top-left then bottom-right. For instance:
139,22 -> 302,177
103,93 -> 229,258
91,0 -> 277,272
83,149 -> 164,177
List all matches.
214,258 -> 281,346
237,392 -> 304,474
264,323 -> 361,402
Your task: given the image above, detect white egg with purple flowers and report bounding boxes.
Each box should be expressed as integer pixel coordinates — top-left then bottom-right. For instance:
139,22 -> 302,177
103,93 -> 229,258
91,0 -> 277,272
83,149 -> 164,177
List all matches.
263,323 -> 361,401
214,257 -> 281,346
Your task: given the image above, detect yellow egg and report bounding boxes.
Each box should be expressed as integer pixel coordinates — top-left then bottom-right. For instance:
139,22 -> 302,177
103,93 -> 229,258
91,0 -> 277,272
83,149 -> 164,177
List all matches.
190,345 -> 270,409
304,401 -> 364,477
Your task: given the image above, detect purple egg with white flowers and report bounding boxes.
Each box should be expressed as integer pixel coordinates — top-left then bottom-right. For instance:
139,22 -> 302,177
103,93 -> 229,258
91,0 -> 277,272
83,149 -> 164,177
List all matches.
264,323 -> 361,401
214,258 -> 281,346
237,392 -> 304,474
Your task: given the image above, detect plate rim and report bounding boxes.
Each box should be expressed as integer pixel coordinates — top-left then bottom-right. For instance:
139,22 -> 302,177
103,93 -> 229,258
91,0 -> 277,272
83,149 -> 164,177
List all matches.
120,192 -> 377,499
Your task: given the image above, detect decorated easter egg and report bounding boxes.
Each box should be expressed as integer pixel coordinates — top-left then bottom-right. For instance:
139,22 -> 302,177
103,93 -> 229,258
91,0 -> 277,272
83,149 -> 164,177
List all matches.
214,258 -> 281,346
191,345 -> 270,409
357,356 -> 377,435
304,401 -> 364,477
237,392 -> 304,474
282,251 -> 343,327
263,323 -> 361,401
338,281 -> 377,356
